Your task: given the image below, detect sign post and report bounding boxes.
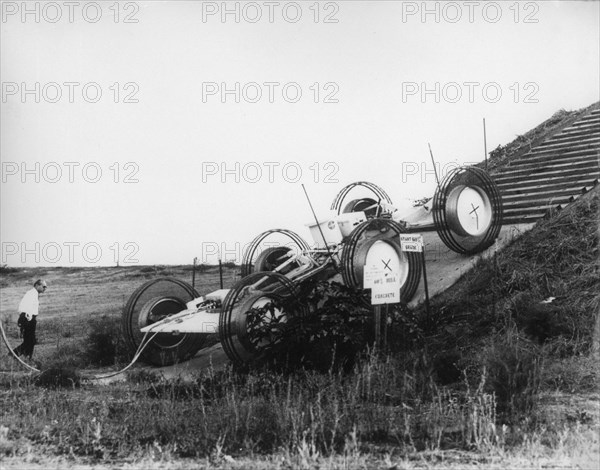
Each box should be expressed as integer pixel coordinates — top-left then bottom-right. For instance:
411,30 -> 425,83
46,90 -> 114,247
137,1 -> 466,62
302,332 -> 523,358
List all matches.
219,259 -> 224,289
421,248 -> 431,319
374,305 -> 382,347
192,256 -> 197,290
400,234 -> 430,318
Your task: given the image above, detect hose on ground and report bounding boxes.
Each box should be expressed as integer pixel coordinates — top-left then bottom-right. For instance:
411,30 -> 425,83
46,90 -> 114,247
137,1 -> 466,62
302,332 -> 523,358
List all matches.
0,319 -> 39,373
0,317 -> 169,381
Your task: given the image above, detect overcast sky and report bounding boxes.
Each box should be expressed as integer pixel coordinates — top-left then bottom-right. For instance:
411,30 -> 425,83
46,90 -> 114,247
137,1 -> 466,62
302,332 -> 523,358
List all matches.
1,0 -> 599,266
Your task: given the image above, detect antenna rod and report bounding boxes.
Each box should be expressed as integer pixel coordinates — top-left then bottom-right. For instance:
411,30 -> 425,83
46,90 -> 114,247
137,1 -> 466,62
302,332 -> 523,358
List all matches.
483,118 -> 488,171
301,184 -> 333,259
428,143 -> 441,186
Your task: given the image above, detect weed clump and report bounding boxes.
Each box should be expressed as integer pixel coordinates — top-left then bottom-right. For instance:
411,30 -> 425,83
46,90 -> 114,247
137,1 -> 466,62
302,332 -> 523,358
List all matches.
85,315 -> 128,366
35,367 -> 81,389
510,293 -> 571,344
0,264 -> 19,274
479,327 -> 542,417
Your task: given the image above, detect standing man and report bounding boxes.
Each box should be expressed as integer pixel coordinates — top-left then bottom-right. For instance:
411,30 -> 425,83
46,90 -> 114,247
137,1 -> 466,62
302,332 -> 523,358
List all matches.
14,279 -> 47,359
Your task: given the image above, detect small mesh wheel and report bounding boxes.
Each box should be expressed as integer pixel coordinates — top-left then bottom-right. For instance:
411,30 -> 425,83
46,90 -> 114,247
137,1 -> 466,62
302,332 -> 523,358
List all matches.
252,246 -> 300,276
241,229 -> 310,277
331,182 -> 392,216
342,198 -> 379,218
121,277 -> 206,366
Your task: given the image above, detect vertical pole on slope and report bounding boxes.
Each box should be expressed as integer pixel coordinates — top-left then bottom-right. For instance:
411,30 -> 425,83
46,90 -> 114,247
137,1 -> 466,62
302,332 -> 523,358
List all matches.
428,143 -> 440,187
483,118 -> 488,171
421,249 -> 431,320
219,259 -> 224,289
374,305 -> 382,350
192,257 -> 197,290
302,184 -> 333,260
382,304 -> 388,349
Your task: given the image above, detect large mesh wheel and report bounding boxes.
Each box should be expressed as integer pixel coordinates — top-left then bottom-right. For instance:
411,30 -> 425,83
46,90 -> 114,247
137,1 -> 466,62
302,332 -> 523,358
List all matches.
432,166 -> 503,255
341,218 -> 421,303
121,277 -> 207,366
241,229 -> 310,277
331,181 -> 393,216
219,271 -> 303,366
252,246 -> 300,276
342,198 -> 379,218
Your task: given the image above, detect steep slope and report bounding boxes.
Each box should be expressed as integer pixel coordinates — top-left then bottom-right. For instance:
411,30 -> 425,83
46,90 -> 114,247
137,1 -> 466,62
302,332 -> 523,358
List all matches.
491,104 -> 599,225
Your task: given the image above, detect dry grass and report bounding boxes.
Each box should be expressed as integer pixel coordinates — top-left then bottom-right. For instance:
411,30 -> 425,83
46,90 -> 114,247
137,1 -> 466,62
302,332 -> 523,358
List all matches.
1,352 -> 596,466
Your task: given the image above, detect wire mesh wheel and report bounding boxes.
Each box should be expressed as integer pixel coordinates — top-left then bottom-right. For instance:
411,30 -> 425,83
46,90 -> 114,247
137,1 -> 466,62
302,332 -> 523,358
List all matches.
341,218 -> 422,304
121,277 -> 207,366
342,198 -> 379,218
241,229 -> 310,277
330,181 -> 393,216
432,166 -> 503,255
251,246 -> 301,276
219,271 -> 305,366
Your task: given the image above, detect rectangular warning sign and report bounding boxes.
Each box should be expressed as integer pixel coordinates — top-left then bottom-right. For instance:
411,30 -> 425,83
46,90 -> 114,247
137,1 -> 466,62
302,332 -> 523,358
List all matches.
400,234 -> 424,252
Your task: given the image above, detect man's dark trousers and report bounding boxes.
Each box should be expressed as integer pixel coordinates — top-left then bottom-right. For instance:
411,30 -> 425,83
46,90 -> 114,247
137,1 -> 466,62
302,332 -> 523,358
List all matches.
14,316 -> 37,358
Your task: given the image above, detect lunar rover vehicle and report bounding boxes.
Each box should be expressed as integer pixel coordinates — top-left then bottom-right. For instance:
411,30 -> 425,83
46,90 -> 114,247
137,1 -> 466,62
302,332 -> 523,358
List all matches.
121,166 -> 502,367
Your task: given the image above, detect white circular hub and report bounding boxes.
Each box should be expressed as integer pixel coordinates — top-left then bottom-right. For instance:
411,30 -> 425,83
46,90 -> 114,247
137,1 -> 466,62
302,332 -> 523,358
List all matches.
365,240 -> 409,287
447,186 -> 492,236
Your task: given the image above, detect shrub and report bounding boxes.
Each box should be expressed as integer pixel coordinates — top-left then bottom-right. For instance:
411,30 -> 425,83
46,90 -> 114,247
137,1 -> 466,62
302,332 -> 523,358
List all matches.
45,341 -> 88,369
85,315 -> 128,366
510,293 -> 571,344
34,367 -> 81,389
246,281 -> 372,372
0,264 -> 19,274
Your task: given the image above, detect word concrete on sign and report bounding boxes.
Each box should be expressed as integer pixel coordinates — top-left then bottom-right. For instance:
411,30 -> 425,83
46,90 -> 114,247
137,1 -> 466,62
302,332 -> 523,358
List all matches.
364,263 -> 401,305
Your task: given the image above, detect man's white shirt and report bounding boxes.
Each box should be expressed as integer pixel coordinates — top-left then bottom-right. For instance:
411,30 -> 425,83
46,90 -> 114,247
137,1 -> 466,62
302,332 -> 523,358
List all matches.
18,288 -> 39,321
